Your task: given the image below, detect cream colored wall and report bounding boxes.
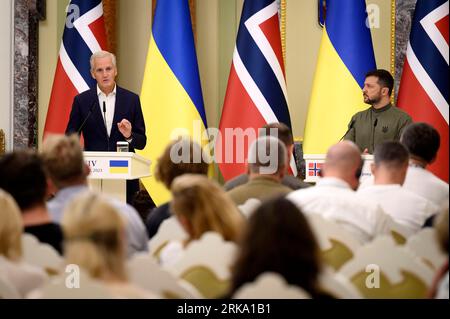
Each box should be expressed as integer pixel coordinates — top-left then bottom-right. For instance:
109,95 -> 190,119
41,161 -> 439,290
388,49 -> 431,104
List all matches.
38,0 -> 393,146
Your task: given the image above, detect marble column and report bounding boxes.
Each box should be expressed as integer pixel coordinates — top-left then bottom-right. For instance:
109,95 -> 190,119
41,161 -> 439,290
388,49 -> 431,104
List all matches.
13,0 -> 45,149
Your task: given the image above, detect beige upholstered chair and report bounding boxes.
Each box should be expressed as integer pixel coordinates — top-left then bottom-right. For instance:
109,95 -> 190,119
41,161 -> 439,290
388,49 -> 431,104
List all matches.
232,272 -> 311,299
127,253 -> 202,299
0,275 -> 20,299
318,267 -> 362,299
237,198 -> 262,219
21,234 -> 63,275
339,236 -> 434,298
406,228 -> 447,271
149,217 -> 188,258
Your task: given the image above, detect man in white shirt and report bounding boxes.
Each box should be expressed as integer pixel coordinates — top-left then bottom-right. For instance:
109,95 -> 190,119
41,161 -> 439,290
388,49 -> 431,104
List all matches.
357,141 -> 439,233
400,122 -> 449,208
287,141 -> 393,244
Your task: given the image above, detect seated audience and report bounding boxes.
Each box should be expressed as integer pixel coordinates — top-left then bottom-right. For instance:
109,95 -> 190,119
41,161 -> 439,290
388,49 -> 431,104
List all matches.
41,134 -> 148,257
159,174 -> 244,267
61,192 -> 157,298
228,197 -> 331,298
0,190 -> 47,297
287,141 -> 393,244
227,136 -> 293,205
224,122 -> 310,191
358,141 -> 439,233
131,188 -> 156,223
0,150 -> 63,254
145,138 -> 209,239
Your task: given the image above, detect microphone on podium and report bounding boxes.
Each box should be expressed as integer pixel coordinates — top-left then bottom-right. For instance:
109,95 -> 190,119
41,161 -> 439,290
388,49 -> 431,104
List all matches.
77,101 -> 96,135
103,101 -> 110,151
340,119 -> 355,141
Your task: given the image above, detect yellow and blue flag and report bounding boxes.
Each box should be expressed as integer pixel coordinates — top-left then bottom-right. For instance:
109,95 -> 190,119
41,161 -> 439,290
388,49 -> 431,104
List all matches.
303,0 -> 376,154
138,0 -> 207,205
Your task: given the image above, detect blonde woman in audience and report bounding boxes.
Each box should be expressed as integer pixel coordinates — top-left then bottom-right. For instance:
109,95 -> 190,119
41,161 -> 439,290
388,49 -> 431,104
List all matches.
62,192 -> 157,298
0,190 -> 47,297
159,174 -> 244,267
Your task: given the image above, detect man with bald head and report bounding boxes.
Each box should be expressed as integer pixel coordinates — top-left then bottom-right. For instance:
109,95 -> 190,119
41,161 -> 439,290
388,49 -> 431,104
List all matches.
287,141 -> 394,244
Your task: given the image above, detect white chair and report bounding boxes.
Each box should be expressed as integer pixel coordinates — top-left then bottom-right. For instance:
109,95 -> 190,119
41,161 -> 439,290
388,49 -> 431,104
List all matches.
237,198 -> 261,219
307,214 -> 362,271
166,232 -> 238,298
0,275 -> 21,299
339,236 -> 434,298
406,228 -> 447,271
318,267 -> 362,299
21,234 -> 63,275
232,272 -> 311,299
127,253 -> 202,299
149,217 -> 188,258
28,270 -> 113,299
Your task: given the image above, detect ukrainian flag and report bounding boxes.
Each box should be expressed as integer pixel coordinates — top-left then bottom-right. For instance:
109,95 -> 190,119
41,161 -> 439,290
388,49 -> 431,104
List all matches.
109,160 -> 129,174
303,0 -> 376,154
138,0 -> 208,206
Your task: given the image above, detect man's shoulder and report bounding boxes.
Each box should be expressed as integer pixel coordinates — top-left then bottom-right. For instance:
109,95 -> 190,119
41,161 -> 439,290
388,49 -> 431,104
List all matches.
116,85 -> 139,99
75,88 -> 96,101
224,174 -> 249,191
390,105 -> 412,119
352,108 -> 371,119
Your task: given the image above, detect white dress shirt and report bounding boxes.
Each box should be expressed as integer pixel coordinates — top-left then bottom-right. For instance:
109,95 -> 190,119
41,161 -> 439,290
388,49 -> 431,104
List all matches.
287,177 -> 393,244
357,184 -> 439,233
97,85 -> 116,137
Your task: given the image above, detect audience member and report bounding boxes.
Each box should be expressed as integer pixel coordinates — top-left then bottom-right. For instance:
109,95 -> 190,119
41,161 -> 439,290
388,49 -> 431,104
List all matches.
131,188 -> 156,223
224,122 -> 310,191
145,138 -> 209,238
357,141 -> 439,233
287,141 -> 393,244
0,150 -> 63,254
228,197 -> 331,298
159,174 -> 244,267
0,189 -> 47,297
227,136 -> 292,205
61,192 -> 157,298
41,134 -> 148,257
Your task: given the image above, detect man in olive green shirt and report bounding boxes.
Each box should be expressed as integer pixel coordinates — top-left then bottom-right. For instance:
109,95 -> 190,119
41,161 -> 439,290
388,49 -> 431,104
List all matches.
344,69 -> 412,154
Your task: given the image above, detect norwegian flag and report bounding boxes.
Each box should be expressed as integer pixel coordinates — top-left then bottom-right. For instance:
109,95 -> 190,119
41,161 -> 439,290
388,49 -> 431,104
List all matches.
308,162 -> 323,177
217,0 -> 295,181
398,0 -> 449,182
43,0 -> 107,138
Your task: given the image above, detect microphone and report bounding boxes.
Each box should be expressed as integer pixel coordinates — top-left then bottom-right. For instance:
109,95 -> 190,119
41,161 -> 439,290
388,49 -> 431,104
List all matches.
103,101 -> 110,151
371,118 -> 378,153
340,119 -> 355,141
77,100 -> 96,135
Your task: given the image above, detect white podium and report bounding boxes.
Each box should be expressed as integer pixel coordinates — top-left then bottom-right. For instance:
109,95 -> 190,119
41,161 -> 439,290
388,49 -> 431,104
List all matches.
84,152 -> 152,202
303,154 -> 374,184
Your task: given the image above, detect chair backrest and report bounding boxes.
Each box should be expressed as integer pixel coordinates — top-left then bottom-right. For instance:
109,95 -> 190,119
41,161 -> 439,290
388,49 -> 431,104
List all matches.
21,234 -> 63,275
339,236 -> 435,298
388,220 -> 413,245
127,253 -> 202,299
149,217 -> 188,258
406,228 -> 447,271
232,272 -> 311,299
237,198 -> 261,219
166,232 -> 238,298
307,214 -> 362,271
29,270 -> 113,299
318,267 -> 362,299
0,275 -> 21,299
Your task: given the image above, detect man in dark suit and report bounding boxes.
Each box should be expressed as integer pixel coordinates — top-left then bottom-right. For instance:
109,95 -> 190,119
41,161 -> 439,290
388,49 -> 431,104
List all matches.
66,50 -> 146,203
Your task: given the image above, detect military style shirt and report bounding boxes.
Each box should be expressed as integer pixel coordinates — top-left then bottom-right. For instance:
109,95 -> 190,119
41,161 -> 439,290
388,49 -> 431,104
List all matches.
344,103 -> 412,153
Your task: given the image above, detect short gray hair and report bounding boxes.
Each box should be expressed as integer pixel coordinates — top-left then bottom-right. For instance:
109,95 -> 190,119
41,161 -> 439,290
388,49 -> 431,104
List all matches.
248,136 -> 286,175
90,50 -> 117,72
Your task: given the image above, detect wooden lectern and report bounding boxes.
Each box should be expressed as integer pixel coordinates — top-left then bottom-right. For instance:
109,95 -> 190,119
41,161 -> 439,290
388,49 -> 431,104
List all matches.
83,152 -> 152,202
303,154 -> 374,184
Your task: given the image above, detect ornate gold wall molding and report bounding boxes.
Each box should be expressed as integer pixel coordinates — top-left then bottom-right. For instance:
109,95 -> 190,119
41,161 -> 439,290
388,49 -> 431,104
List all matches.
391,0 -> 396,104
280,0 -> 286,67
0,129 -> 5,155
103,0 -> 116,54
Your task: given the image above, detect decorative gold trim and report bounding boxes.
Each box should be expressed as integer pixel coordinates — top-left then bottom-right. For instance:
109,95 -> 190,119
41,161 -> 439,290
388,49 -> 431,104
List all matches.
103,0 -> 116,54
0,129 -> 5,155
391,0 -> 396,104
280,0 -> 287,67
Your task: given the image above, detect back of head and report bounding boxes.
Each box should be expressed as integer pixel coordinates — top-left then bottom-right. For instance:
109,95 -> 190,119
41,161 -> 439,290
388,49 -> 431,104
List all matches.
324,141 -> 362,178
261,122 -> 294,147
170,174 -> 243,242
230,197 -> 320,295
0,190 -> 23,261
0,150 -> 47,210
41,134 -> 85,188
365,69 -> 394,96
62,193 -> 126,281
155,138 -> 209,189
400,122 -> 440,164
247,136 -> 286,176
374,141 -> 409,169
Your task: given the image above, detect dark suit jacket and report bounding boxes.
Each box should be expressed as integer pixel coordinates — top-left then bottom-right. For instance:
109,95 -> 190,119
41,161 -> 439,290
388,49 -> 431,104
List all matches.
65,86 -> 146,152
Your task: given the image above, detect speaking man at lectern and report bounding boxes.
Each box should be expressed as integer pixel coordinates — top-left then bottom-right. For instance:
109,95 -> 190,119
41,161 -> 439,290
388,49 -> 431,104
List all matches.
65,50 -> 146,204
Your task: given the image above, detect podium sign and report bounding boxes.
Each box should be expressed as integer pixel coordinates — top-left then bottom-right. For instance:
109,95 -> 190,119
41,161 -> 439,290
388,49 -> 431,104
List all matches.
304,154 -> 374,184
84,152 -> 151,202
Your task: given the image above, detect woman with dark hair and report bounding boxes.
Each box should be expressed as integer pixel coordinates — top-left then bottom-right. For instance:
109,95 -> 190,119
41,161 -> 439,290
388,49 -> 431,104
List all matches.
229,196 -> 330,298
